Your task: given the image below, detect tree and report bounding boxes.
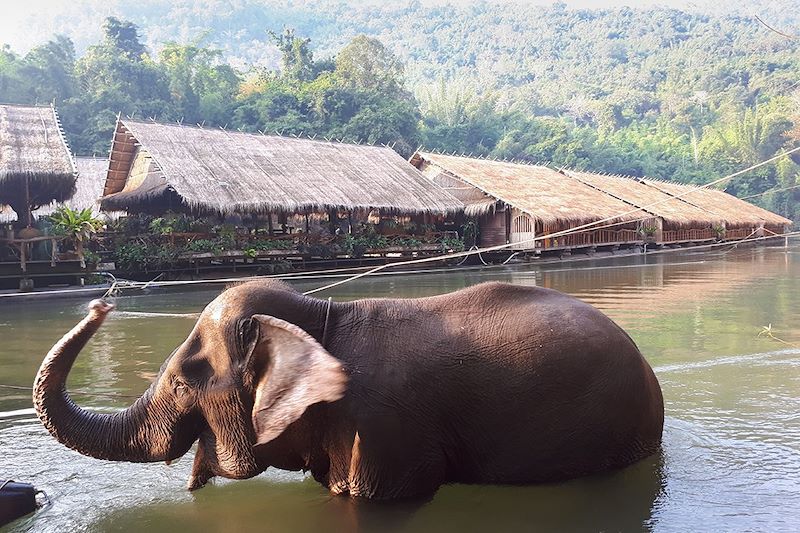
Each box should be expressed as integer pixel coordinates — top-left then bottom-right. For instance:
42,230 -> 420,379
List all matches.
102,17 -> 147,60
335,36 -> 404,92
19,36 -> 77,104
270,28 -> 315,82
338,92 -> 421,156
420,80 -> 505,155
0,45 -> 26,103
67,18 -> 173,153
159,42 -> 240,124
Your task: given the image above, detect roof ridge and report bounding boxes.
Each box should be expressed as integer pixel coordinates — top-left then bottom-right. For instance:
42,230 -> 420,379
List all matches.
419,150 -> 553,169
121,117 -> 395,151
0,102 -> 55,109
51,104 -> 78,177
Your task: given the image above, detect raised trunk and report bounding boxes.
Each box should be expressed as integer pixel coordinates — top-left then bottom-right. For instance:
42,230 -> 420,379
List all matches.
33,300 -> 190,462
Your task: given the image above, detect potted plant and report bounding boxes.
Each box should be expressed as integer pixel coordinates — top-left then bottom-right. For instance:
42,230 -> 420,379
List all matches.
640,224 -> 658,242
47,206 -> 104,268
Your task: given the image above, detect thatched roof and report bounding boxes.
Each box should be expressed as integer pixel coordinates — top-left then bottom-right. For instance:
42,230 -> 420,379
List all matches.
101,119 -> 462,215
35,156 -> 109,217
642,179 -> 792,228
0,103 -> 76,204
561,170 -> 721,228
3,157 -> 109,223
411,152 -> 644,225
70,157 -> 108,214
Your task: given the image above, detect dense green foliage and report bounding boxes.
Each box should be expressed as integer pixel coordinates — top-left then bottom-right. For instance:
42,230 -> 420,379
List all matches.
1,2 -> 799,219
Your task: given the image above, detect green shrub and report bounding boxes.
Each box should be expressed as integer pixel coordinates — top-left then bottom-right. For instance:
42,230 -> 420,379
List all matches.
185,239 -> 223,254
394,237 -> 423,248
82,249 -> 101,264
115,241 -> 180,271
251,239 -> 296,251
439,235 -> 465,252
149,212 -> 195,235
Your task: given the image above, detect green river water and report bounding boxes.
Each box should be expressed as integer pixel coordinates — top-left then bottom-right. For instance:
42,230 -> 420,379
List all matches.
1,244 -> 799,532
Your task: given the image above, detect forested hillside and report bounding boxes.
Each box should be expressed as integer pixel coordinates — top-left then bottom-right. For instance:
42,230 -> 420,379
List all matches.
1,1 -> 798,219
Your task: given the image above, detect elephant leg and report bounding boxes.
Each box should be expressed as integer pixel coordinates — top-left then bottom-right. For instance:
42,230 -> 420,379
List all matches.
346,431 -> 446,500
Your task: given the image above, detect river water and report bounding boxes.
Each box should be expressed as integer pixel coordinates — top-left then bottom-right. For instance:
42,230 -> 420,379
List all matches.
1,245 -> 799,532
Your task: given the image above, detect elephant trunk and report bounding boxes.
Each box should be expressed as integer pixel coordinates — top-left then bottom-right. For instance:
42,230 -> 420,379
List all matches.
33,300 -> 189,462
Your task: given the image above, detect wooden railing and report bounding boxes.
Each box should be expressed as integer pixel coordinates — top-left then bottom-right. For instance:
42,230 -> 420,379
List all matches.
537,228 -> 640,249
723,228 -> 756,240
661,229 -> 717,242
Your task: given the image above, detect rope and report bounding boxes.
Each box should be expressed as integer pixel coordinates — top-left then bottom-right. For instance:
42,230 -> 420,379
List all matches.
501,252 -> 521,265
740,183 -> 800,200
0,230 -> 795,303
0,216 -> 647,300
101,272 -> 119,300
758,324 -> 799,348
0,225 -> 794,303
456,246 -> 490,266
716,228 -> 760,256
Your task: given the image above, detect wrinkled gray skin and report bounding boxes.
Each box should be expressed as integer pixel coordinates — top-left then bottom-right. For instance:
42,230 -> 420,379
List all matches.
34,280 -> 664,500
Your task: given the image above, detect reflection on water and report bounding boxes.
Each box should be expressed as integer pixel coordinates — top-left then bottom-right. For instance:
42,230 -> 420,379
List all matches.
1,245 -> 799,532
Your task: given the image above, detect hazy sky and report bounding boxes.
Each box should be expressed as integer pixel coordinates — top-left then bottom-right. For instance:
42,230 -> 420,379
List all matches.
1,0 -> 698,25
0,0 -> 747,54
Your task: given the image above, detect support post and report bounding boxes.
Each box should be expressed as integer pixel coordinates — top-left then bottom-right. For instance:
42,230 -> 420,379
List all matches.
20,241 -> 27,272
504,207 -> 512,244
328,208 -> 337,235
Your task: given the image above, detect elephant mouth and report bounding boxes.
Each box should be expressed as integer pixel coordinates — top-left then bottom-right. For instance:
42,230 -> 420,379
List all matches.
187,428 -> 261,490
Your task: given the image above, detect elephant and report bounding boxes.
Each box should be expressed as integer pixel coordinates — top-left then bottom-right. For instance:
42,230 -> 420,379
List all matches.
33,280 -> 664,500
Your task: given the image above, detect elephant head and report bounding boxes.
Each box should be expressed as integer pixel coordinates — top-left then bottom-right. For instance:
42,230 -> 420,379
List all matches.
33,283 -> 347,489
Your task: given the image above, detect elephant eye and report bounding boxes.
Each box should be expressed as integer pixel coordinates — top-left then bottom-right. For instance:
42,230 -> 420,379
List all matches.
174,381 -> 190,398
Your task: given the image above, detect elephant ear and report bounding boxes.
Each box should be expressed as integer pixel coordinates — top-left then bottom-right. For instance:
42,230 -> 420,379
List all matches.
248,315 -> 347,446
